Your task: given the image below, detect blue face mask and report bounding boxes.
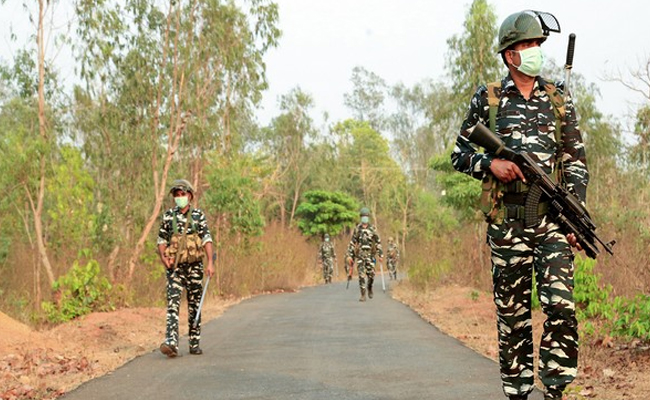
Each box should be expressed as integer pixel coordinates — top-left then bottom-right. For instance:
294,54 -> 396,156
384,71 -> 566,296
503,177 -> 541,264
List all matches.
361,216 -> 369,224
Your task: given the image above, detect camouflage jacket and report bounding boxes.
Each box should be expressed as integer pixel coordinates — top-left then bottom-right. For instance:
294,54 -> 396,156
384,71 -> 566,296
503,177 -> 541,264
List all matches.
451,74 -> 589,203
346,223 -> 383,260
387,243 -> 400,261
157,207 -> 213,247
318,242 -> 336,261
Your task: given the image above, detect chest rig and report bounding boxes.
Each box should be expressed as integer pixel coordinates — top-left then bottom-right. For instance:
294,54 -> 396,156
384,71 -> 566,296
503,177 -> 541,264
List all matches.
481,79 -> 566,227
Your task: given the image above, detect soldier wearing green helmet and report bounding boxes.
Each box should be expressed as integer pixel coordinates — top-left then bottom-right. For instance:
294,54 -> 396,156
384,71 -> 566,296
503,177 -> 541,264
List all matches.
157,178 -> 214,358
451,10 -> 588,400
346,207 -> 383,301
317,233 -> 336,284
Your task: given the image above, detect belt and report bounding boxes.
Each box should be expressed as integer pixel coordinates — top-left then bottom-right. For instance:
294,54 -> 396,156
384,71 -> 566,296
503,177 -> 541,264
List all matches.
503,180 -> 530,193
504,202 -> 549,220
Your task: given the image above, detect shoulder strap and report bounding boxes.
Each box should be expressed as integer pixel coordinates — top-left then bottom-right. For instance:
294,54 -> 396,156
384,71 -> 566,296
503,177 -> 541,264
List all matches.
540,79 -> 567,183
541,80 -> 566,145
486,81 -> 502,132
172,207 -> 197,234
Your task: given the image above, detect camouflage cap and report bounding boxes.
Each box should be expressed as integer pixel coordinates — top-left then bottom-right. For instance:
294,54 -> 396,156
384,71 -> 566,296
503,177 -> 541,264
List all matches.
169,179 -> 194,195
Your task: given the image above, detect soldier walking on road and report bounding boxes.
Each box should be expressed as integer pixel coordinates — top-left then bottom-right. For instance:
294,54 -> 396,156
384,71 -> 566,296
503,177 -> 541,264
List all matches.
346,208 -> 383,302
386,237 -> 399,280
157,179 -> 215,358
451,10 -> 587,400
317,233 -> 336,284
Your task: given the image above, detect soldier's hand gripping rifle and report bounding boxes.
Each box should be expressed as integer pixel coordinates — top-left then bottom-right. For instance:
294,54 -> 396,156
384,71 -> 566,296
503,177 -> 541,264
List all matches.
467,123 -> 616,259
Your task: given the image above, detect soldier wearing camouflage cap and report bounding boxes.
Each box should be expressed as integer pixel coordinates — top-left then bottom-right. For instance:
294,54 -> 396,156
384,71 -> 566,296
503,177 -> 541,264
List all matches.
157,179 -> 214,357
317,233 -> 336,284
346,207 -> 383,302
451,10 -> 588,400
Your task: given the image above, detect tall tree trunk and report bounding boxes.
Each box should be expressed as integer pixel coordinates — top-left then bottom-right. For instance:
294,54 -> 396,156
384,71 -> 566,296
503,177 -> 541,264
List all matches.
33,0 -> 55,288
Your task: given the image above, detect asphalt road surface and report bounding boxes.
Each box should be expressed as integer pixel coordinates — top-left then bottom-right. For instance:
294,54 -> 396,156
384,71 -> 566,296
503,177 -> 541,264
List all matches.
62,279 -> 544,400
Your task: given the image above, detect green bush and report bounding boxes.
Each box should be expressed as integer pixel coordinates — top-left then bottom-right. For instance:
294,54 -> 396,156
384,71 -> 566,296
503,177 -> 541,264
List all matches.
42,258 -> 113,323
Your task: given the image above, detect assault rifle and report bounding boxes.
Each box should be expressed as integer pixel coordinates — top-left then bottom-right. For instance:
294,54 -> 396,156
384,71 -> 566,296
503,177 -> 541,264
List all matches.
467,122 -> 615,259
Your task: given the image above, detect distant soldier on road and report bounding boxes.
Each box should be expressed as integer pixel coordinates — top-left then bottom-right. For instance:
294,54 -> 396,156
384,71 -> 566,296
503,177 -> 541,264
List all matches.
157,179 -> 214,358
317,233 -> 336,284
386,237 -> 400,280
346,207 -> 383,302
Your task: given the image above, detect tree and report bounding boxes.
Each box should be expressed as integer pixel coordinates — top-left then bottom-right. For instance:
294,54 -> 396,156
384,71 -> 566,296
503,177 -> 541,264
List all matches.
445,0 -> 501,114
258,87 -> 317,226
333,119 -> 400,220
73,0 -> 280,283
295,190 -> 359,237
344,66 -> 387,131
387,79 -> 457,187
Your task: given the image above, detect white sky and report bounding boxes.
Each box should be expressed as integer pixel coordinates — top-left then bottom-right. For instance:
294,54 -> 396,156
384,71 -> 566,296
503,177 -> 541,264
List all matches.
1,1 -> 648,133
258,0 -> 650,131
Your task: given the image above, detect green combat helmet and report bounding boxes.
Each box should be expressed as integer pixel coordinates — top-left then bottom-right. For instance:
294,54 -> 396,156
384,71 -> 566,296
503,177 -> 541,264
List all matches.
169,179 -> 195,196
359,207 -> 370,216
497,10 -> 560,53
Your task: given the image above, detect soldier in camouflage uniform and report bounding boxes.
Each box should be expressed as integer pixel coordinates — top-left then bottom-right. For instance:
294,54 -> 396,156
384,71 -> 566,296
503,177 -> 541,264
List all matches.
157,179 -> 214,358
346,208 -> 383,302
451,11 -> 588,400
318,233 -> 336,284
386,237 -> 399,280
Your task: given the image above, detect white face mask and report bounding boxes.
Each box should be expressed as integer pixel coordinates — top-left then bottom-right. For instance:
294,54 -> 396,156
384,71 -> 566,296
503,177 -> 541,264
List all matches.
175,196 -> 189,208
513,46 -> 544,77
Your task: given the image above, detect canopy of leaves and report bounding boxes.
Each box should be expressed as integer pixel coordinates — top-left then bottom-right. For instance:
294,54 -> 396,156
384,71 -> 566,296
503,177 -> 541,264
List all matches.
295,190 -> 359,237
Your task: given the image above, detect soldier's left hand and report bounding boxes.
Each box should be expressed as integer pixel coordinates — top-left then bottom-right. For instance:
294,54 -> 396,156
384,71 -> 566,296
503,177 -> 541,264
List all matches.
566,233 -> 582,251
206,263 -> 215,277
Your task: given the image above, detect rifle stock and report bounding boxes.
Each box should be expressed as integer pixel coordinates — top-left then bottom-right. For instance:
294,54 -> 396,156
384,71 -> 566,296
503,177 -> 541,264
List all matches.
468,123 -> 615,259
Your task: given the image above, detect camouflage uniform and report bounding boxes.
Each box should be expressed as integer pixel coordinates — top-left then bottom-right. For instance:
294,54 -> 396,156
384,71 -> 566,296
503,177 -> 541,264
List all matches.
451,74 -> 588,398
157,206 -> 213,353
347,223 -> 383,301
386,239 -> 400,280
318,239 -> 336,283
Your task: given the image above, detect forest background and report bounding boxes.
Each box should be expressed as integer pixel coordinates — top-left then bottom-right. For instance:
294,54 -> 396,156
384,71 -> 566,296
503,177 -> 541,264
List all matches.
1,0 -> 650,368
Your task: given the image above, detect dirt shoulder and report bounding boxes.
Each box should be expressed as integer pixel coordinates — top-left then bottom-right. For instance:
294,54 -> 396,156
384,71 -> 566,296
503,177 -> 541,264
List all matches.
2,284 -> 650,400
0,298 -> 239,400
391,283 -> 650,400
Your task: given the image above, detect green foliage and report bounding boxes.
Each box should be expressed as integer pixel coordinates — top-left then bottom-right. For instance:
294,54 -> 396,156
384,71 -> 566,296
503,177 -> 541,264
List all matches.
295,190 -> 359,237
408,258 -> 451,291
430,153 -> 481,220
204,155 -> 265,238
574,255 -> 612,319
46,145 -> 97,252
41,257 -> 113,323
445,0 -> 501,114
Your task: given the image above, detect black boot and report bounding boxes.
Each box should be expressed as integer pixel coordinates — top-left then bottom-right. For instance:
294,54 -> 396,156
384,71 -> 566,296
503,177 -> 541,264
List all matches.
359,288 -> 366,302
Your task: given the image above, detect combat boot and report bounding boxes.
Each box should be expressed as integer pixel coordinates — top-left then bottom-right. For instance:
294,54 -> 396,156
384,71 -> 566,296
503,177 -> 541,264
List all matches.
359,288 -> 366,302
160,342 -> 178,358
367,284 -> 373,299
508,396 -> 527,400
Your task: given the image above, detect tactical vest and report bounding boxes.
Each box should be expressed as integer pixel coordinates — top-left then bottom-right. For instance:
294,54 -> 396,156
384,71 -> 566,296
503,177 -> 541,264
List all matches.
164,208 -> 204,266
480,79 -> 566,225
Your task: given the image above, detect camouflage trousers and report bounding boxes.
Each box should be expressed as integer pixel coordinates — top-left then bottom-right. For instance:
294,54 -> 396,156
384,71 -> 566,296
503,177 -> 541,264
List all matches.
322,258 -> 334,283
487,216 -> 577,398
355,256 -> 375,290
165,262 -> 204,351
387,258 -> 398,279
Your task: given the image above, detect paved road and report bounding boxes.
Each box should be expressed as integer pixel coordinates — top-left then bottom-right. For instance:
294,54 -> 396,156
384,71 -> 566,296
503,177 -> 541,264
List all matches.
62,280 -> 544,400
